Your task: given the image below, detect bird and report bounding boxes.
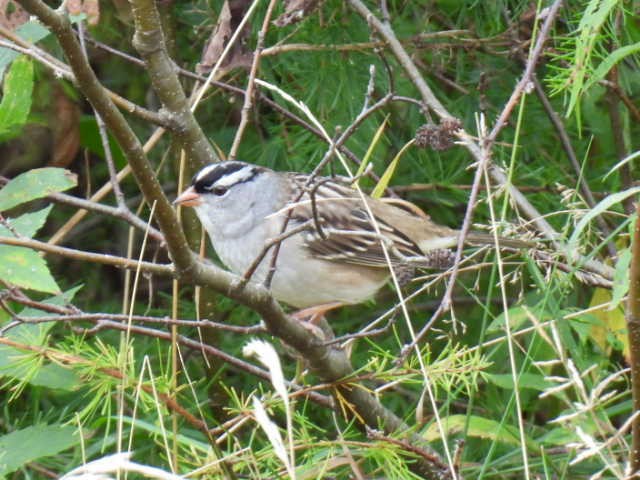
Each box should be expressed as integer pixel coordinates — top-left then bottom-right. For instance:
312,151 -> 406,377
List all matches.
174,161 -> 529,314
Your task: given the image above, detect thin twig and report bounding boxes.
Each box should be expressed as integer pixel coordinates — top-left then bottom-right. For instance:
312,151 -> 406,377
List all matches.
84,320 -> 333,407
229,0 -> 279,159
1,311 -> 265,335
347,0 -> 451,119
44,190 -> 164,243
405,0 -> 565,355
0,235 -> 173,276
242,220 -> 313,282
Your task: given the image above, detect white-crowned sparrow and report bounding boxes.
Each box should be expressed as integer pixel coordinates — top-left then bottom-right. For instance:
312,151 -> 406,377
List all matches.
174,161 -> 527,309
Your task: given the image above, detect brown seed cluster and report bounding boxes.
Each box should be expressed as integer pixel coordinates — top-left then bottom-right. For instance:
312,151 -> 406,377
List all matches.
414,118 -> 462,151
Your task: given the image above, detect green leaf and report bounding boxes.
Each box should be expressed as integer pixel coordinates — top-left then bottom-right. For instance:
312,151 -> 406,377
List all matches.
0,424 -> 79,475
611,247 -> 631,309
585,41 -> 640,91
0,55 -> 34,141
0,246 -> 60,293
79,115 -> 126,167
487,301 -> 552,332
423,414 -> 536,449
567,187 -> 640,255
0,167 -> 77,211
0,205 -> 52,238
486,373 -> 553,391
28,363 -> 81,391
0,21 -> 49,75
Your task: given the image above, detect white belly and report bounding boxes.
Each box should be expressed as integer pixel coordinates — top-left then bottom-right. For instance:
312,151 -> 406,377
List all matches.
208,220 -> 388,308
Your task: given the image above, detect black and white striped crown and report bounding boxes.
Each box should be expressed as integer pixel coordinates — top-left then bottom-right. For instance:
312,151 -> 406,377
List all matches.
192,161 -> 263,194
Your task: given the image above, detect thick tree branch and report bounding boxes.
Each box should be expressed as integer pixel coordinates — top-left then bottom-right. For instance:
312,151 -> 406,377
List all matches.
16,0 -> 196,272
129,0 -> 218,170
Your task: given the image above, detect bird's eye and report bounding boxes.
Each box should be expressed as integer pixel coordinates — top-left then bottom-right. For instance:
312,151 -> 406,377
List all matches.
211,185 -> 228,196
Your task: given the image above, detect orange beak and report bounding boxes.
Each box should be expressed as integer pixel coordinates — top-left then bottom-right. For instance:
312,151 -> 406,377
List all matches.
173,186 -> 202,207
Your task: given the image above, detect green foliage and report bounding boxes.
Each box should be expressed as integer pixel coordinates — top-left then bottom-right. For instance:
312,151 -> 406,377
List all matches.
0,287 -> 82,395
0,245 -> 60,293
0,167 -> 77,211
0,168 -> 76,293
0,424 -> 80,476
0,55 -> 33,142
0,21 -> 49,75
546,0 -> 638,123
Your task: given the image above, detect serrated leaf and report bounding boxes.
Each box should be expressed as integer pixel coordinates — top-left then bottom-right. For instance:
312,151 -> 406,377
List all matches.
0,205 -> 53,238
0,424 -> 79,475
0,55 -> 34,141
0,246 -> 60,293
0,167 -> 77,211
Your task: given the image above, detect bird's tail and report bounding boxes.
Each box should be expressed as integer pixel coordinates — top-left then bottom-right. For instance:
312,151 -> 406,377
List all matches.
464,231 -> 535,249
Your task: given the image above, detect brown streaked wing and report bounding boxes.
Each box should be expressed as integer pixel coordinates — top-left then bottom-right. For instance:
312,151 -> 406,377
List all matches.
287,175 -> 426,268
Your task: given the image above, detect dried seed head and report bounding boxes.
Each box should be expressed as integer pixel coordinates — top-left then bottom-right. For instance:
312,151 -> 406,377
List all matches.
414,118 -> 462,151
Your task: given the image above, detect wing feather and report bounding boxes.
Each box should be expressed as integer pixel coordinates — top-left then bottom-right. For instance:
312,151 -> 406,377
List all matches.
287,175 -> 450,269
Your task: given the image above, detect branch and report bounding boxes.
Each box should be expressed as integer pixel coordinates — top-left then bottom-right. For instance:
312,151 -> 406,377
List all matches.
347,0 -> 451,119
129,0 -> 218,170
82,320 -> 333,408
229,0 -> 279,159
0,335 -> 213,436
16,0 -> 194,273
48,191 -> 165,243
0,27 -> 172,128
627,205 -> 640,474
0,235 -> 173,275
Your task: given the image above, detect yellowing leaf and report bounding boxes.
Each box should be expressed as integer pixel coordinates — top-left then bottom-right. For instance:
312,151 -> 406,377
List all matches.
589,287 -> 629,362
354,115 -> 389,185
0,168 -> 77,211
371,138 -> 415,198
